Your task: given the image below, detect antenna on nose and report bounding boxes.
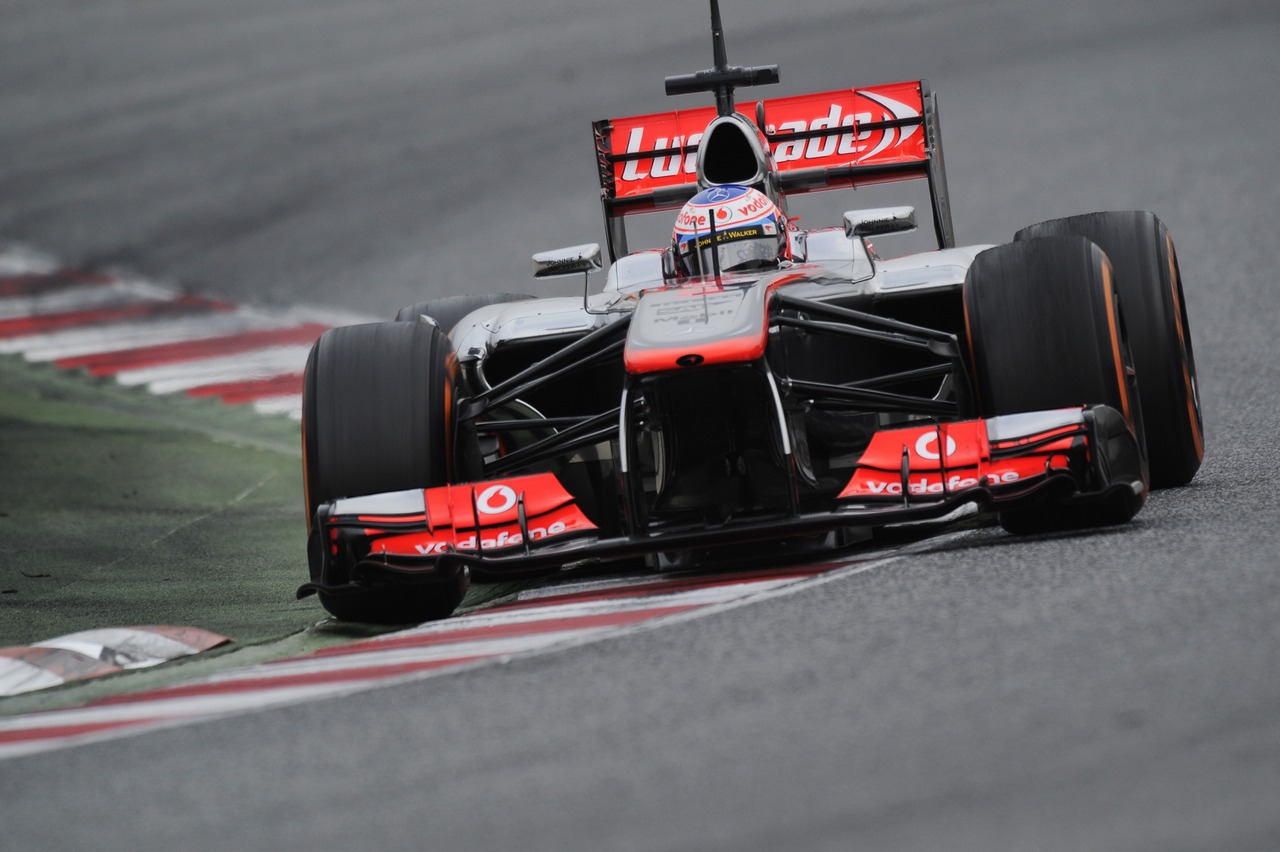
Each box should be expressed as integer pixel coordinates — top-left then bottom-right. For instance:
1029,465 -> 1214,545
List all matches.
663,0 -> 780,117
711,0 -> 729,74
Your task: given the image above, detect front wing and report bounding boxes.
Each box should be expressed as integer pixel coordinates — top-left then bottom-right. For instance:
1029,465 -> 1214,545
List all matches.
298,405 -> 1144,599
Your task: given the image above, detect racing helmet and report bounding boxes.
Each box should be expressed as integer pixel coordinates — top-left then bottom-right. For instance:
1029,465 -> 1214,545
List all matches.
672,185 -> 788,276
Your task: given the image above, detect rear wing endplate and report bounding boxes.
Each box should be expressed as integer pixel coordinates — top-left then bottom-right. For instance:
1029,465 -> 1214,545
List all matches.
593,81 -> 954,260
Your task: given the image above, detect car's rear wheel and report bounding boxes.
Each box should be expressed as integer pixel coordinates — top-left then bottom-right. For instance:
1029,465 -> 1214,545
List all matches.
395,292 -> 533,334
1015,211 -> 1202,488
302,321 -> 466,623
963,235 -> 1145,533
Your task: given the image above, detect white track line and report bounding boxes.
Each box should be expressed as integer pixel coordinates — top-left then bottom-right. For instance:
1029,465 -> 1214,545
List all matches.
0,244 -> 58,275
11,313 -> 285,361
114,345 -> 314,392
252,395 -> 305,420
0,280 -> 171,320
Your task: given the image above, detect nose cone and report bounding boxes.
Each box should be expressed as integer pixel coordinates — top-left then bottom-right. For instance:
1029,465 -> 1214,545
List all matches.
623,278 -> 771,374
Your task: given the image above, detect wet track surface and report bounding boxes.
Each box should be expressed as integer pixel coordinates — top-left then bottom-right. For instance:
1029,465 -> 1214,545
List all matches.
3,0 -> 1279,848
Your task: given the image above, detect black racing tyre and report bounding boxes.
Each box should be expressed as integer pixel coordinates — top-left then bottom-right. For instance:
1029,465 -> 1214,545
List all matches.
1016,211 -> 1203,488
963,235 -> 1145,533
317,574 -> 468,625
301,321 -> 466,623
394,292 -> 533,334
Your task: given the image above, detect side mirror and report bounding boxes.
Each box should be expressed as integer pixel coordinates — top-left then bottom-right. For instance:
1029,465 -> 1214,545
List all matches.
843,207 -> 917,239
532,243 -> 602,279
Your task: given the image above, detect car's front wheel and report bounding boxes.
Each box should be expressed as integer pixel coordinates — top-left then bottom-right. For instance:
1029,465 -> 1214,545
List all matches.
302,321 -> 467,623
1016,211 -> 1202,488
963,235 -> 1146,534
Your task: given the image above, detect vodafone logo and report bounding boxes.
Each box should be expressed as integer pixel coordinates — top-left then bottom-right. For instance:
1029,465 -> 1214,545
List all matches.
860,470 -> 1020,496
414,541 -> 450,556
673,188 -> 778,237
737,194 -> 769,216
915,432 -> 957,461
476,484 -> 518,516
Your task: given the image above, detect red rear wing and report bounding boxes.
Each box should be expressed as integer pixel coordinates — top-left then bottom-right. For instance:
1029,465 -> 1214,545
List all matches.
593,80 -> 954,258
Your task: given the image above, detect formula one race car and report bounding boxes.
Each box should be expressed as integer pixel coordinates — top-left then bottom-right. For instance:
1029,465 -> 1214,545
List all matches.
298,1 -> 1203,622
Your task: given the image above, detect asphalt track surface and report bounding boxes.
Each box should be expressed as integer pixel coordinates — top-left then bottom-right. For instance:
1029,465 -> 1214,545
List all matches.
2,0 -> 1279,849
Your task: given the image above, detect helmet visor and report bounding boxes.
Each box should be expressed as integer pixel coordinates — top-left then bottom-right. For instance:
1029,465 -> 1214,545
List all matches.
679,224 -> 780,275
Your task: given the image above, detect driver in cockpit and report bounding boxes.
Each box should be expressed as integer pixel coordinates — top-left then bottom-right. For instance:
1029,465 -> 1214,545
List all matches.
671,184 -> 790,277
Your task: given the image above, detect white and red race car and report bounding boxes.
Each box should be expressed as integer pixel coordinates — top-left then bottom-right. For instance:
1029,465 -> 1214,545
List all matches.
298,1 -> 1202,622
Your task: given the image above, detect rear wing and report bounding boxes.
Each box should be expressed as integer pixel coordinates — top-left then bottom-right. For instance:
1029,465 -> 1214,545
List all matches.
593,80 -> 954,260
